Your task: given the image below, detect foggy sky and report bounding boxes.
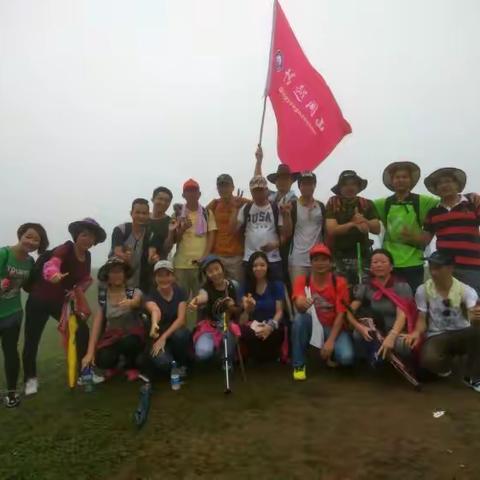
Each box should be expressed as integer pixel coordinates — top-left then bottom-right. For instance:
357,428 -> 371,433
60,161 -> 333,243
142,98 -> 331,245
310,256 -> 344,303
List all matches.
1,0 -> 479,263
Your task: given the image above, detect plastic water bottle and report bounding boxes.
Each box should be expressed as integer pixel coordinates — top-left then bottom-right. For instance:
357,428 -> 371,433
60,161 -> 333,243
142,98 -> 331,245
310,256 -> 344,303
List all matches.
170,361 -> 181,391
82,367 -> 94,393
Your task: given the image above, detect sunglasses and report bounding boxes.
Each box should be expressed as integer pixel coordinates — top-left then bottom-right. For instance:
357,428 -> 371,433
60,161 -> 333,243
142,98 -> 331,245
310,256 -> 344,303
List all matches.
442,298 -> 451,317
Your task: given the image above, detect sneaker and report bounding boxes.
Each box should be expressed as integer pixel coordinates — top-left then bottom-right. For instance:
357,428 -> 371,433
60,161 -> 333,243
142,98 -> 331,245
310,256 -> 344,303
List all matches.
293,365 -> 306,381
125,369 -> 140,382
463,377 -> 480,393
92,371 -> 105,384
437,370 -> 452,378
24,378 -> 38,396
3,393 -> 21,408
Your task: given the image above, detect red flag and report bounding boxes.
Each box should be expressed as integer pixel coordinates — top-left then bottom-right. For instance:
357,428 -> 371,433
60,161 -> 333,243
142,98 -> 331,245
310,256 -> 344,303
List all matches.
265,1 -> 351,171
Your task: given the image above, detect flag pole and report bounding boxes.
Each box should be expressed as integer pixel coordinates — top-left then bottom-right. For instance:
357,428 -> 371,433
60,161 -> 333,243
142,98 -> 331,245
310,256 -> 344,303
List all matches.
258,0 -> 277,147
258,95 -> 268,146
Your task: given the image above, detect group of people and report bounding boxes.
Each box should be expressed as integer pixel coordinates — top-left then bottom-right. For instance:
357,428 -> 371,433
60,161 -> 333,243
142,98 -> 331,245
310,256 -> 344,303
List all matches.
2,147 -> 480,408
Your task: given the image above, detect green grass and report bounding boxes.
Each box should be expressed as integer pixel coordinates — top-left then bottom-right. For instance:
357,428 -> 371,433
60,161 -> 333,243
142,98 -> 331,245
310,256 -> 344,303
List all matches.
1,284 -> 480,479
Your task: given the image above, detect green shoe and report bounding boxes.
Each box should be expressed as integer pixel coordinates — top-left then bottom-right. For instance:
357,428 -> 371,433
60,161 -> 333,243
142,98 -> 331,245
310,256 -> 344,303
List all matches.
293,365 -> 306,381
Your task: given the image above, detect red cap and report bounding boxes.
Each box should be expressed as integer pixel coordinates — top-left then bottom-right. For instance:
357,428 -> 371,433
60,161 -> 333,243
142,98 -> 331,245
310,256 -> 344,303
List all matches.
183,178 -> 200,192
309,243 -> 332,258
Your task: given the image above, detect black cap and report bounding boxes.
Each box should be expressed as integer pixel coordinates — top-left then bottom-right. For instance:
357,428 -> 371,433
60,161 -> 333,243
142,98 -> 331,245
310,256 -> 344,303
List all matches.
426,251 -> 455,266
216,174 -> 234,185
298,171 -> 317,183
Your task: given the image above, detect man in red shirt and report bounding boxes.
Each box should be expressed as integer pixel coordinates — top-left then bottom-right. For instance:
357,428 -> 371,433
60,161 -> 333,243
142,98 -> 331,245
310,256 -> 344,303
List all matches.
291,244 -> 353,380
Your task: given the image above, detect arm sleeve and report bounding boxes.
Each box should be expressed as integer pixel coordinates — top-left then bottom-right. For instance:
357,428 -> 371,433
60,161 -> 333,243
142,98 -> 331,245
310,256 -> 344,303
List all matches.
325,197 -> 335,219
463,285 -> 479,309
415,285 -> 428,312
292,275 -> 307,300
365,200 -> 379,220
423,210 -> 435,234
373,198 -> 386,224
42,243 -> 70,281
273,281 -> 285,301
352,283 -> 367,302
237,205 -> 246,226
111,226 -> 125,249
336,278 -> 350,313
395,282 -> 413,300
207,209 -> 217,232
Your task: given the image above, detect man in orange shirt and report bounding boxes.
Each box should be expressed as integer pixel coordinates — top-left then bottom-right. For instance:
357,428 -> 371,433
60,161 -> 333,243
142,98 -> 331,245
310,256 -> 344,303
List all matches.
291,244 -> 353,380
207,174 -> 249,283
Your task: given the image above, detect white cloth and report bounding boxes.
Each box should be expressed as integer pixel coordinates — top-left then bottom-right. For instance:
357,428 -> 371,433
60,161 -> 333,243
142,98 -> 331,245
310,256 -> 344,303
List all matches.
305,286 -> 324,348
238,203 -> 283,262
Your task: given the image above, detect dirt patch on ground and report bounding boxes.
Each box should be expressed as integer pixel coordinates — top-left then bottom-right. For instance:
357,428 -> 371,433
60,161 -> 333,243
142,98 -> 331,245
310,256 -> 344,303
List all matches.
111,362 -> 480,480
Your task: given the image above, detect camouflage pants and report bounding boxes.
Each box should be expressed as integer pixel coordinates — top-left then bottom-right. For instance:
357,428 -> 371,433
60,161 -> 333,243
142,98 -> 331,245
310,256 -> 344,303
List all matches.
334,255 -> 370,288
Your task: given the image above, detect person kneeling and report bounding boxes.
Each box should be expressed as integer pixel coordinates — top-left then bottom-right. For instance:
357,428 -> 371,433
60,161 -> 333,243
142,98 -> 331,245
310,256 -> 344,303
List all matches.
291,244 -> 354,381
347,249 -> 414,367
405,251 -> 480,392
142,260 -> 192,380
82,257 -> 149,382
240,252 -> 285,362
190,255 -> 241,366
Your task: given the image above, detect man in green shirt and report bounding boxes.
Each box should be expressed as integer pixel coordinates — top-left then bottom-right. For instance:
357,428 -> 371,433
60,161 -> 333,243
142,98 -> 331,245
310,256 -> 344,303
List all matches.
373,161 -> 438,293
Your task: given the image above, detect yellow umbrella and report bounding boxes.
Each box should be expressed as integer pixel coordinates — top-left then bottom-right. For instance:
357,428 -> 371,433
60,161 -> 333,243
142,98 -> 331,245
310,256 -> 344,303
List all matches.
67,313 -> 78,388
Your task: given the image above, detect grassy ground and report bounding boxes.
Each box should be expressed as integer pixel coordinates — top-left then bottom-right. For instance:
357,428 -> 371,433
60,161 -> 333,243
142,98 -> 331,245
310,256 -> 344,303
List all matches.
1,292 -> 480,479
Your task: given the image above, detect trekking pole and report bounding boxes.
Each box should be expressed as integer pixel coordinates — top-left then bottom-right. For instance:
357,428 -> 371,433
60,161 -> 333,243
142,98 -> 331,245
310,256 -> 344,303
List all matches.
356,242 -> 363,285
223,311 -> 232,394
342,301 -> 421,390
236,343 -> 247,383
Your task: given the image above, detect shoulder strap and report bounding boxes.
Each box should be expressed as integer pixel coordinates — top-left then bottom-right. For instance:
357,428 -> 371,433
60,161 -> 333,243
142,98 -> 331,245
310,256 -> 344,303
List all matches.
242,203 -> 253,226
270,201 -> 280,236
384,194 -> 422,228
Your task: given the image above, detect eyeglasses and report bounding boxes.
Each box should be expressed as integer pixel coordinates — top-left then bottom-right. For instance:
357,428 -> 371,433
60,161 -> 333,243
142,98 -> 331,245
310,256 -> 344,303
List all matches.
442,298 -> 451,317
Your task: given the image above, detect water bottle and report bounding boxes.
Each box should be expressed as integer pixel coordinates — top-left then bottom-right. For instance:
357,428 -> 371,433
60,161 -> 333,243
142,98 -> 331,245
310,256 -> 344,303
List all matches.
170,361 -> 181,391
82,367 -> 94,393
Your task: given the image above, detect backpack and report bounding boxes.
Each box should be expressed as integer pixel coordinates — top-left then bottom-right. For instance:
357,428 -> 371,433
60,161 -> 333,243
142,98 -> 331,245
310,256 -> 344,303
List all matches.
98,286 -> 136,333
384,193 -> 421,228
289,199 -> 326,253
242,201 -> 281,237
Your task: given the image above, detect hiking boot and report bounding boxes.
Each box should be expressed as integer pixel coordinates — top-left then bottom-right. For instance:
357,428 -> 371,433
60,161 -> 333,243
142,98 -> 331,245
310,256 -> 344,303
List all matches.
3,393 -> 20,408
463,377 -> 480,393
24,378 -> 38,396
293,365 -> 306,381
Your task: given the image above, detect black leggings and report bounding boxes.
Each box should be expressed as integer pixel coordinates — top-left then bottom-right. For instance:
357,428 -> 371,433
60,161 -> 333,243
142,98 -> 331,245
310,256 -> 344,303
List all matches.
95,335 -> 144,370
0,311 -> 22,392
23,295 -> 89,380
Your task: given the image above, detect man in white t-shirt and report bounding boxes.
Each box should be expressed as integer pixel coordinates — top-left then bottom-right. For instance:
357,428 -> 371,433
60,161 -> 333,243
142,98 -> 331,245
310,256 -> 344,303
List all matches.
231,175 -> 292,281
404,251 -> 480,393
288,171 -> 326,284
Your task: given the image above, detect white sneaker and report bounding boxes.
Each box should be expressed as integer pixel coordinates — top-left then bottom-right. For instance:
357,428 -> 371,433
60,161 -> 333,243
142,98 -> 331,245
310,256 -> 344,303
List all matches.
25,378 -> 39,396
77,371 -> 105,386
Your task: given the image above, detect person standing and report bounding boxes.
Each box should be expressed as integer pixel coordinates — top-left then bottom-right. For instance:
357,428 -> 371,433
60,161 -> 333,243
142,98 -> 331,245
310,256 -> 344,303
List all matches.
1,223 -> 49,407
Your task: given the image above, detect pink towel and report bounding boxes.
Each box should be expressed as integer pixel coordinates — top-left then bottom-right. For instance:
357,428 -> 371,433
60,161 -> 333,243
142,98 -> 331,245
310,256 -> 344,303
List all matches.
181,204 -> 207,236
